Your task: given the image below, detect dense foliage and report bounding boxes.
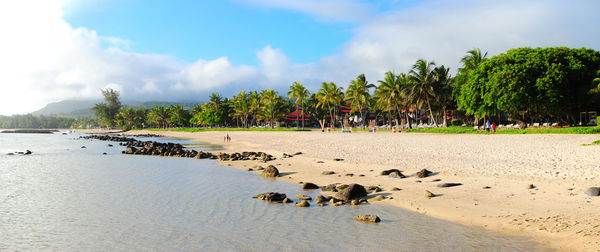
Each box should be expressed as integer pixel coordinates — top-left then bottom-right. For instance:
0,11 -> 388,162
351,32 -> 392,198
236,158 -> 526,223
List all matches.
455,47 -> 600,125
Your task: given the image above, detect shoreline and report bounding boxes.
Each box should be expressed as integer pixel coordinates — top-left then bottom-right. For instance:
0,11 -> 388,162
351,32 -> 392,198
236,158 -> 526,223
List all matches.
86,129 -> 600,251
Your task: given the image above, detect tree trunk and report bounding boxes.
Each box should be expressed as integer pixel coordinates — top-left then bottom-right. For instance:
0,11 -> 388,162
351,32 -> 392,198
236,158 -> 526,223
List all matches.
296,104 -> 299,129
442,106 -> 447,127
301,102 -> 305,130
426,96 -> 437,126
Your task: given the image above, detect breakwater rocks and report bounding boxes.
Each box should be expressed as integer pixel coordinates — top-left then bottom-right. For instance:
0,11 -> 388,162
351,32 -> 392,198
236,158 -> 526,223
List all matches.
80,134 -> 276,162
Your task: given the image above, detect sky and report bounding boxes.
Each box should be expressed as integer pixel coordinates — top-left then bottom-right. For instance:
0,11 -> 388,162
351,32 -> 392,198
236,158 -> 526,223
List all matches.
0,0 -> 599,115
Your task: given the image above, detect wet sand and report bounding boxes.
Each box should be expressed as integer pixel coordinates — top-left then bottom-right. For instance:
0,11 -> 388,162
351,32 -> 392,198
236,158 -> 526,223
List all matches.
92,129 -> 600,251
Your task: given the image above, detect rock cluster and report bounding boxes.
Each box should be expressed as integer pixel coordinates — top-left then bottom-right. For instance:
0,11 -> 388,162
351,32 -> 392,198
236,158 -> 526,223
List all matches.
353,215 -> 381,223
218,152 -> 274,162
254,192 -> 289,202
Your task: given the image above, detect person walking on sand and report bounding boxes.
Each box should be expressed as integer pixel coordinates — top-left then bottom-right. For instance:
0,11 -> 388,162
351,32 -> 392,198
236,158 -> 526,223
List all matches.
485,120 -> 491,134
491,122 -> 497,134
224,133 -> 231,142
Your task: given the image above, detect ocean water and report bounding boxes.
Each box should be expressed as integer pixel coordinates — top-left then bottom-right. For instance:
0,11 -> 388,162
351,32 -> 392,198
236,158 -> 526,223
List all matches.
0,133 -> 547,251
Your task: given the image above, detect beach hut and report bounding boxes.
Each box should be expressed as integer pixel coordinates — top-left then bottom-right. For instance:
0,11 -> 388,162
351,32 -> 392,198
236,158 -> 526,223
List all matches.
285,109 -> 310,121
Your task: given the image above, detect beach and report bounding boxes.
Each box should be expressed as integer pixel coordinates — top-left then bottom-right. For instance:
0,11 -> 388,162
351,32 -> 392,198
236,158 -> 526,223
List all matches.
101,129 -> 600,251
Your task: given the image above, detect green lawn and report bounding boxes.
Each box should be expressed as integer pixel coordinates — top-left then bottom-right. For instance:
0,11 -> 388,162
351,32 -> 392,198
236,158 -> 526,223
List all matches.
148,127 -> 312,132
404,126 -> 600,134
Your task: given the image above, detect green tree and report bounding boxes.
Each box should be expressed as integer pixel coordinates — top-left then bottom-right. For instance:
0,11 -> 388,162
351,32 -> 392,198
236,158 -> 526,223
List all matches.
260,89 -> 284,129
287,81 -> 310,129
231,91 -> 252,128
432,66 -> 454,127
345,74 -> 375,128
316,82 -> 343,130
408,59 -> 438,126
148,106 -> 170,128
376,71 -> 403,127
168,104 -> 190,127
92,88 -> 122,127
455,47 -> 600,126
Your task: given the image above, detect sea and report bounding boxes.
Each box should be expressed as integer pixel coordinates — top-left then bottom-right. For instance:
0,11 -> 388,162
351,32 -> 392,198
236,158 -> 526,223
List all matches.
0,132 -> 548,251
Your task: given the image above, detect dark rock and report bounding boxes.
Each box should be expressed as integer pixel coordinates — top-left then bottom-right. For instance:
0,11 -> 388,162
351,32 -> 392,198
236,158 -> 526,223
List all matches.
247,168 -> 254,171
527,184 -> 536,189
380,169 -> 402,176
107,144 -> 113,147
81,146 -> 86,149
431,179 -> 441,182
366,186 -> 382,192
416,169 -> 432,178
388,171 -> 406,178
293,152 -> 302,155
483,186 -> 492,189
295,195 -> 312,201
282,198 -> 293,203
334,184 -> 367,201
102,153 -> 107,155
584,187 -> 600,196
7,153 -> 14,155
316,161 -> 324,163
24,150 -> 32,155
437,183 -> 462,188
303,182 -> 319,190
321,184 -> 338,192
353,215 -> 381,223
359,174 -> 365,177
391,187 -> 401,191
334,158 -> 344,161
254,192 -> 287,202
261,165 -> 280,178
345,173 -> 354,177
321,171 -> 335,175
415,180 -> 422,183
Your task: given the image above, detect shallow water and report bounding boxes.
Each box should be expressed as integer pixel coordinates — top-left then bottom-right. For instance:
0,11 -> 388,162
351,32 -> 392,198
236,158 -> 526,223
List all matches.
0,133 -> 548,251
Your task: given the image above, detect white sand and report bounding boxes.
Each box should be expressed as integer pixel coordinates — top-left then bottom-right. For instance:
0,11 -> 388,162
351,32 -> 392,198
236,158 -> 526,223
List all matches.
103,129 -> 600,251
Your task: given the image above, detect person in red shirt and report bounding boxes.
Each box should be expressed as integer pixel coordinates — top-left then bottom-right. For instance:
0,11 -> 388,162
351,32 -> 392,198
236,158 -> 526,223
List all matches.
491,122 -> 497,134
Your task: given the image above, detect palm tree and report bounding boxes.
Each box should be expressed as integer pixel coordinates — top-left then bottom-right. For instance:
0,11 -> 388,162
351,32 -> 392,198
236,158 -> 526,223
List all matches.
208,92 -> 223,109
231,91 -> 252,128
248,91 -> 261,127
433,66 -> 454,127
409,59 -> 438,126
376,71 -> 402,127
398,73 -> 415,129
167,104 -> 189,127
459,48 -> 488,74
260,89 -> 282,129
287,82 -> 310,129
316,82 -> 343,130
345,74 -> 375,128
148,106 -> 170,128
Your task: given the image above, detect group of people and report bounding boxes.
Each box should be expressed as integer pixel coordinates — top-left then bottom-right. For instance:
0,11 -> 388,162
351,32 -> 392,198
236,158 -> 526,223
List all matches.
485,120 -> 497,134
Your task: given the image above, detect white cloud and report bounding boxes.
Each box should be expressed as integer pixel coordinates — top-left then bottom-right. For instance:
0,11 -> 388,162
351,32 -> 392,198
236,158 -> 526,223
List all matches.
0,0 -> 598,115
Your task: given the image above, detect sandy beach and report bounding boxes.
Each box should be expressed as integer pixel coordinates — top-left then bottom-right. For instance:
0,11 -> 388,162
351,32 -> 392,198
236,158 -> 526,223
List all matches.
96,129 -> 600,251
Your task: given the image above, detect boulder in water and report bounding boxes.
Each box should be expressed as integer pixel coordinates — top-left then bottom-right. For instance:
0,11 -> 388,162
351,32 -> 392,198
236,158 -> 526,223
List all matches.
334,184 -> 367,201
302,182 -> 319,190
254,192 -> 287,202
295,200 -> 310,207
260,165 -> 280,178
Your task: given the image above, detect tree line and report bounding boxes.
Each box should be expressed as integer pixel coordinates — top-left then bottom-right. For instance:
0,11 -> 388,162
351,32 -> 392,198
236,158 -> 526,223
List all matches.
2,47 -> 598,130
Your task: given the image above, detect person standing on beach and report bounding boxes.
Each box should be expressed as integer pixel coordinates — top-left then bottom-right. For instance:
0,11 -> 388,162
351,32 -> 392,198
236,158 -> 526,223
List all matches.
491,122 -> 497,134
485,120 -> 491,134
224,133 -> 231,142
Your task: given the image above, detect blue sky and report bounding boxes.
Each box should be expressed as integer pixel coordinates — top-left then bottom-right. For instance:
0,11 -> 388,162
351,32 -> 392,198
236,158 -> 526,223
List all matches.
64,0 -> 357,65
0,0 -> 599,115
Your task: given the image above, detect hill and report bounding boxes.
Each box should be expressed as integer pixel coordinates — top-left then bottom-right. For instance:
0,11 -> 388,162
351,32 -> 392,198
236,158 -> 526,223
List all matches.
31,100 -> 201,117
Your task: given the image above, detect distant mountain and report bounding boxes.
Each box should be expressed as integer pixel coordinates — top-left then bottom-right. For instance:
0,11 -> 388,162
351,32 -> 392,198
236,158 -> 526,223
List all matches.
31,100 -> 98,117
31,100 -> 201,118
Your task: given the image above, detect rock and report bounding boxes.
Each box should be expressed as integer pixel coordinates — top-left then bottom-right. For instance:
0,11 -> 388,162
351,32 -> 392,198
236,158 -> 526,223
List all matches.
102,153 -> 107,155
584,187 -> 600,196
353,215 -> 381,223
260,165 -> 280,178
107,144 -> 113,147
247,168 -> 254,171
334,158 -> 344,161
293,152 -> 303,155
527,184 -> 536,189
303,182 -> 319,190
370,195 -> 386,201
321,171 -> 335,175
282,198 -> 293,203
437,183 -> 462,188
366,186 -> 382,192
336,184 -> 349,190
254,192 -> 287,202
416,169 -> 432,178
295,195 -> 312,201
380,169 -> 402,176
125,146 -> 136,154
388,171 -> 406,178
482,186 -> 492,189
81,146 -> 87,149
315,195 -> 327,204
317,161 -> 324,163
334,184 -> 367,201
24,150 -> 32,155
350,199 -> 360,205
424,190 -> 436,198
295,200 -> 310,207
359,174 -> 365,177
7,153 -> 14,155
345,173 -> 354,177
431,179 -> 441,182
415,180 -> 422,183
321,184 -> 338,192
253,165 -> 264,170
391,187 -> 401,191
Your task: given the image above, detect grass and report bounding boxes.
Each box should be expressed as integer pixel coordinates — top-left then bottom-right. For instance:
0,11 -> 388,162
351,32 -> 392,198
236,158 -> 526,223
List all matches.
404,126 -> 600,134
148,127 -> 312,133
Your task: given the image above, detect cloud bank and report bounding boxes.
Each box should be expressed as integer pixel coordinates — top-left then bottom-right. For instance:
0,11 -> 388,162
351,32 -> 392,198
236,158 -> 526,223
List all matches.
0,0 -> 598,115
